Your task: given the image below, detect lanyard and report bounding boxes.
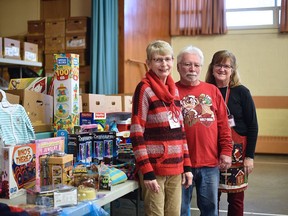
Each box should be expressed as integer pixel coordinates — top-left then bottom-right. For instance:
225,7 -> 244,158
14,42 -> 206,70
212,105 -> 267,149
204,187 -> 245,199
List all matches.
224,86 -> 231,116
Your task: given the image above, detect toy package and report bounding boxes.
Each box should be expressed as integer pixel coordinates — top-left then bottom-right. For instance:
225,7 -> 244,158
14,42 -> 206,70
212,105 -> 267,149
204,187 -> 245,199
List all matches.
67,133 -> 93,163
35,137 -> 65,187
1,143 -> 36,199
40,153 -> 73,187
27,184 -> 77,207
92,131 -> 117,165
53,53 -> 80,136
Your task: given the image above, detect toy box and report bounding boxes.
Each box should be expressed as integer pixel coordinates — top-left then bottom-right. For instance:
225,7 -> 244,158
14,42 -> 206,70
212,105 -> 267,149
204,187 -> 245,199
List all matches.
93,131 -> 117,164
40,154 -> 73,187
53,53 -> 80,135
27,184 -> 77,207
80,112 -> 106,130
67,133 -> 93,163
1,143 -> 36,199
8,77 -> 47,94
35,137 -> 65,187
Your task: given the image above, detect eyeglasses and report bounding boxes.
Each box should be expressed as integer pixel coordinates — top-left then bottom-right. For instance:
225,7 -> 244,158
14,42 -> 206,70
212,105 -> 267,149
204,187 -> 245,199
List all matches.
152,57 -> 173,64
214,64 -> 232,70
180,62 -> 202,69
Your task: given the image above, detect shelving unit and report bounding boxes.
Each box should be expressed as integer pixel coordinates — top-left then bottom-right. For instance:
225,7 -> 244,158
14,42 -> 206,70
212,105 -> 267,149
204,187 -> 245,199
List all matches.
0,57 -> 43,88
0,57 -> 42,67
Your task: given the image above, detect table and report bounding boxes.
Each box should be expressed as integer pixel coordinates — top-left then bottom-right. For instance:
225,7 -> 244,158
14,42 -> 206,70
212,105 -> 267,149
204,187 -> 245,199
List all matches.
0,180 -> 140,216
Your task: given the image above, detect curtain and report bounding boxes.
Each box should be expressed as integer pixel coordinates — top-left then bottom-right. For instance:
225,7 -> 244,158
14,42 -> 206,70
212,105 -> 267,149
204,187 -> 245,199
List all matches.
90,0 -> 118,94
170,0 -> 227,36
280,0 -> 288,32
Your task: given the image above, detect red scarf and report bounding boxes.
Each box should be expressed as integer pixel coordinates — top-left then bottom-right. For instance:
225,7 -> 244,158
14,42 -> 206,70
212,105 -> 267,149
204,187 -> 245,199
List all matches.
142,70 -> 180,120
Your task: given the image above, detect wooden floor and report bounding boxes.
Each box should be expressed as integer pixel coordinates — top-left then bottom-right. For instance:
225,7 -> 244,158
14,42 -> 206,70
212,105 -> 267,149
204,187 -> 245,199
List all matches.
194,154 -> 288,216
110,154 -> 288,216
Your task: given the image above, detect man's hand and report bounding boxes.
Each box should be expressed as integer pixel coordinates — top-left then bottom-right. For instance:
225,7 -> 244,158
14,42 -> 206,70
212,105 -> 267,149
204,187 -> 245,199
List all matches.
219,154 -> 232,171
182,172 -> 193,189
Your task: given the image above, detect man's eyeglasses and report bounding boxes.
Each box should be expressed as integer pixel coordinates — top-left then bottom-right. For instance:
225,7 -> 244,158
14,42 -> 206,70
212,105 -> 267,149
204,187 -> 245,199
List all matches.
153,57 -> 173,64
214,64 -> 232,70
180,62 -> 202,69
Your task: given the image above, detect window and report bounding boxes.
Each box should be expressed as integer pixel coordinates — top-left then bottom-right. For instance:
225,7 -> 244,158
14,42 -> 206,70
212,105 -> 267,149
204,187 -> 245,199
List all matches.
226,0 -> 282,29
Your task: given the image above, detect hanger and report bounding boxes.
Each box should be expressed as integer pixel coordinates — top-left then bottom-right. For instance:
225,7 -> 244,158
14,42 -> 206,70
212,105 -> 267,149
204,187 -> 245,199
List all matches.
0,89 -> 13,108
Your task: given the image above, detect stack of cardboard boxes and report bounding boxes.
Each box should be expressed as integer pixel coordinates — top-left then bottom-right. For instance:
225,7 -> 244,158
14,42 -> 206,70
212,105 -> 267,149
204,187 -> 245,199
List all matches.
26,17 -> 91,93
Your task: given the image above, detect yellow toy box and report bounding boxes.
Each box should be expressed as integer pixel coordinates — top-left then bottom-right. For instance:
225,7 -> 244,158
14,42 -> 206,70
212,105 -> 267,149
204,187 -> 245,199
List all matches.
8,77 -> 47,94
53,53 -> 80,135
39,154 -> 73,187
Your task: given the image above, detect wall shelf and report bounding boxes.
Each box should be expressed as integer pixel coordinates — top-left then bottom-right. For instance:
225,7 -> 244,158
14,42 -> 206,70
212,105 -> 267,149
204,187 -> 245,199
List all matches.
0,57 -> 42,67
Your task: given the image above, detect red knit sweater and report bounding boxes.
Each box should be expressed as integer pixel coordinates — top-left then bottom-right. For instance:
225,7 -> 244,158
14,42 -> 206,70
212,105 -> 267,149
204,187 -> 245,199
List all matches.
130,76 -> 192,180
176,81 -> 232,168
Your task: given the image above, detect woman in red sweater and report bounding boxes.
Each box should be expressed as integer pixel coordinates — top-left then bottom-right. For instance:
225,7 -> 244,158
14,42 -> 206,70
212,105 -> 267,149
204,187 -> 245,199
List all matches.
130,40 -> 193,216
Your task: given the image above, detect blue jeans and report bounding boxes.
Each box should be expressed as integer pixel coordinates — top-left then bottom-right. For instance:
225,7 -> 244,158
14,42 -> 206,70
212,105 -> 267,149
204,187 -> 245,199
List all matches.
181,167 -> 219,216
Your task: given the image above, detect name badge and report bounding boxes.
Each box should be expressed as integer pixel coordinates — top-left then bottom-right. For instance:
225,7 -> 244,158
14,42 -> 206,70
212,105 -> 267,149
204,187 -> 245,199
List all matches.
228,114 -> 236,127
167,111 -> 180,129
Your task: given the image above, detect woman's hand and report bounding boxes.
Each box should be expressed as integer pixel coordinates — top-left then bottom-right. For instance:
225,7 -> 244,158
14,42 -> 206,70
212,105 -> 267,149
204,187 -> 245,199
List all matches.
244,157 -> 254,174
144,179 -> 161,193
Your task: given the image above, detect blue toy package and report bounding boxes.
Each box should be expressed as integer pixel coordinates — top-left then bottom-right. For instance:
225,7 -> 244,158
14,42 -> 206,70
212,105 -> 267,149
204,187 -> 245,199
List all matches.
67,132 -> 93,163
92,131 -> 117,164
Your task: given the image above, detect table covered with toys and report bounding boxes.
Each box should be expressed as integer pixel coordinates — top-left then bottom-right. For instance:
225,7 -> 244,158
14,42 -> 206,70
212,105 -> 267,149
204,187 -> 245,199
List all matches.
0,54 -> 137,215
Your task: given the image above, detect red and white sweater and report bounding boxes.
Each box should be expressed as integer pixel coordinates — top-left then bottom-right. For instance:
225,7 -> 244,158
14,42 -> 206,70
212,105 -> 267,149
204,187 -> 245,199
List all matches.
130,76 -> 192,180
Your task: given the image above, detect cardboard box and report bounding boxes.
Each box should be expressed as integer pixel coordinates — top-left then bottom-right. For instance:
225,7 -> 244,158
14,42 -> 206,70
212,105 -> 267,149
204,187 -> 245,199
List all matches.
5,89 -> 53,132
2,92 -> 20,104
69,49 -> 90,66
26,35 -> 45,49
44,37 -> 65,53
27,20 -> 45,35
8,77 -> 47,94
45,18 -> 65,38
53,53 -> 80,135
79,65 -> 91,82
65,16 -> 90,33
44,52 -> 55,69
122,94 -> 133,112
81,94 -> 122,113
4,38 -> 21,59
24,42 -> 38,62
0,37 -> 2,58
66,33 -> 89,50
1,143 -> 37,199
35,137 -> 65,187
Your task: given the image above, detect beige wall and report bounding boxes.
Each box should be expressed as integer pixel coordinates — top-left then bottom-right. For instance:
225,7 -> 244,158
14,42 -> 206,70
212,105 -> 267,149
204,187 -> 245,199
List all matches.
171,29 -> 288,96
71,0 -> 91,17
171,30 -> 288,137
0,0 -> 40,37
0,0 -> 91,37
